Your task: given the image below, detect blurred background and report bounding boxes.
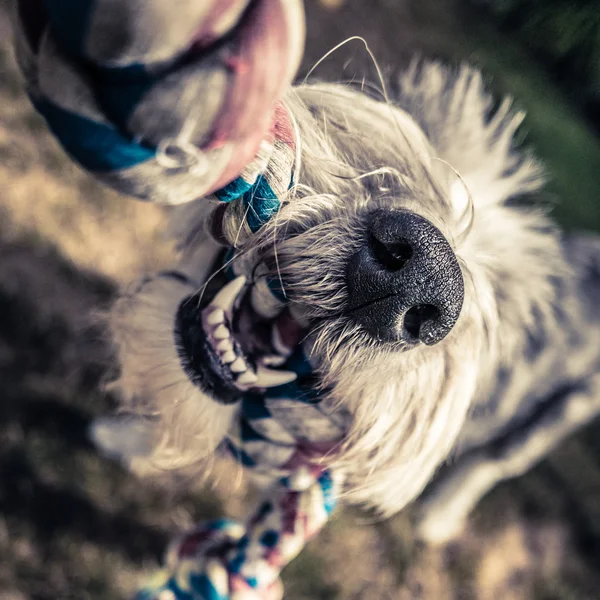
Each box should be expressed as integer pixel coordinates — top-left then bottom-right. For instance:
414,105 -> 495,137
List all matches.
1,0 -> 600,598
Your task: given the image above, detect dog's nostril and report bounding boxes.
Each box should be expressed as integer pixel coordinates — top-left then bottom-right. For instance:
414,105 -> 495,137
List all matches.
369,234 -> 413,271
404,304 -> 440,342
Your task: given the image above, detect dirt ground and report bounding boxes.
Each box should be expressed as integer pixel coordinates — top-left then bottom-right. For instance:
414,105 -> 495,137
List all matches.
2,1 -> 600,599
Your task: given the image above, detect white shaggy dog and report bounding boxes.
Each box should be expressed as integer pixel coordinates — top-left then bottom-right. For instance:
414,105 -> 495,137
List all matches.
90,57 -> 600,546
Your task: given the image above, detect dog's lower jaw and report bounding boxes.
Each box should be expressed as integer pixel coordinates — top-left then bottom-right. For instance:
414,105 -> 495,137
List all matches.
175,297 -> 244,405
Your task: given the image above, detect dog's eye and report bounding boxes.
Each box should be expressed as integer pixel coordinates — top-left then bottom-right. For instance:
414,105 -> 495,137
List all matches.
369,234 -> 413,271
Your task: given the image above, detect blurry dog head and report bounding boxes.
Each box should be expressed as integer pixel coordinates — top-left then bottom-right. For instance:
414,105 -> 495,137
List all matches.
95,62 -> 564,516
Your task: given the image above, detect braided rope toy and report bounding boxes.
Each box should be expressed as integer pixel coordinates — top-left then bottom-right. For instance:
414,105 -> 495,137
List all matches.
13,1 -> 350,598
136,470 -> 339,600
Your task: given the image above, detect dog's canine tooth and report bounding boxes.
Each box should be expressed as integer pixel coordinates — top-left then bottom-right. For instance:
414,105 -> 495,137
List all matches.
216,338 -> 233,352
255,365 -> 297,387
213,325 -> 229,339
221,351 -> 237,364
206,308 -> 224,325
237,371 -> 258,386
230,357 -> 247,373
210,276 -> 247,314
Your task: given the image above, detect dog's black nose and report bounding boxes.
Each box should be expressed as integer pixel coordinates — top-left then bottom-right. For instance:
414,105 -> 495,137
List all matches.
346,210 -> 464,345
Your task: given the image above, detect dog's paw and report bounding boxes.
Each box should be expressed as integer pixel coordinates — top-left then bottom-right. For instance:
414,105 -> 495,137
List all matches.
89,415 -> 155,463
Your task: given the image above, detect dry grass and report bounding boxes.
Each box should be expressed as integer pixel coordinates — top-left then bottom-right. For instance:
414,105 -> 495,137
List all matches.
2,0 -> 600,598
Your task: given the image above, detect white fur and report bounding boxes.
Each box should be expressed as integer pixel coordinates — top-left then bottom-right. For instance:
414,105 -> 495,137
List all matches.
99,62 -> 565,517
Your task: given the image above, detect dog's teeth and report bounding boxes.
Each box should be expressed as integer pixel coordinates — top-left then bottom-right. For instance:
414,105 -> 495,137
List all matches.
230,358 -> 247,373
216,338 -> 233,352
206,308 -> 224,325
221,351 -> 236,364
210,276 -> 246,313
237,371 -> 258,386
213,325 -> 229,339
255,366 -> 297,388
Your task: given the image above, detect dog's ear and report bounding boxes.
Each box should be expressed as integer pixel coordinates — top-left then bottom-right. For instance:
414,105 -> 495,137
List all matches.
89,415 -> 156,464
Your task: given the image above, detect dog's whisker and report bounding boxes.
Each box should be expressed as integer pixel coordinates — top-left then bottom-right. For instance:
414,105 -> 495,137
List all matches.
431,156 -> 475,243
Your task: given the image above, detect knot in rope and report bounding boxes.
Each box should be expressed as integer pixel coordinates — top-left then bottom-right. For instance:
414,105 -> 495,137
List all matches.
135,469 -> 340,600
14,0 -> 304,205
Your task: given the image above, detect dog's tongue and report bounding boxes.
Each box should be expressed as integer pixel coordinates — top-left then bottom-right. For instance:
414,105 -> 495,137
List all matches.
184,0 -> 307,190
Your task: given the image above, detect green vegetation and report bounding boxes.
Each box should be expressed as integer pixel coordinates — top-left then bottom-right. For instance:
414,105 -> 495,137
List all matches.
465,0 -> 600,230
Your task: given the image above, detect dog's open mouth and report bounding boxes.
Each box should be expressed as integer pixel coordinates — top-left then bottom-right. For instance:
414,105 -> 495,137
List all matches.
175,276 -> 298,404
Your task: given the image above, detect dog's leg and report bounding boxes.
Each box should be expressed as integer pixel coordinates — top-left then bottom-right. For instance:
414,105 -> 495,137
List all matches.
414,374 -> 600,544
